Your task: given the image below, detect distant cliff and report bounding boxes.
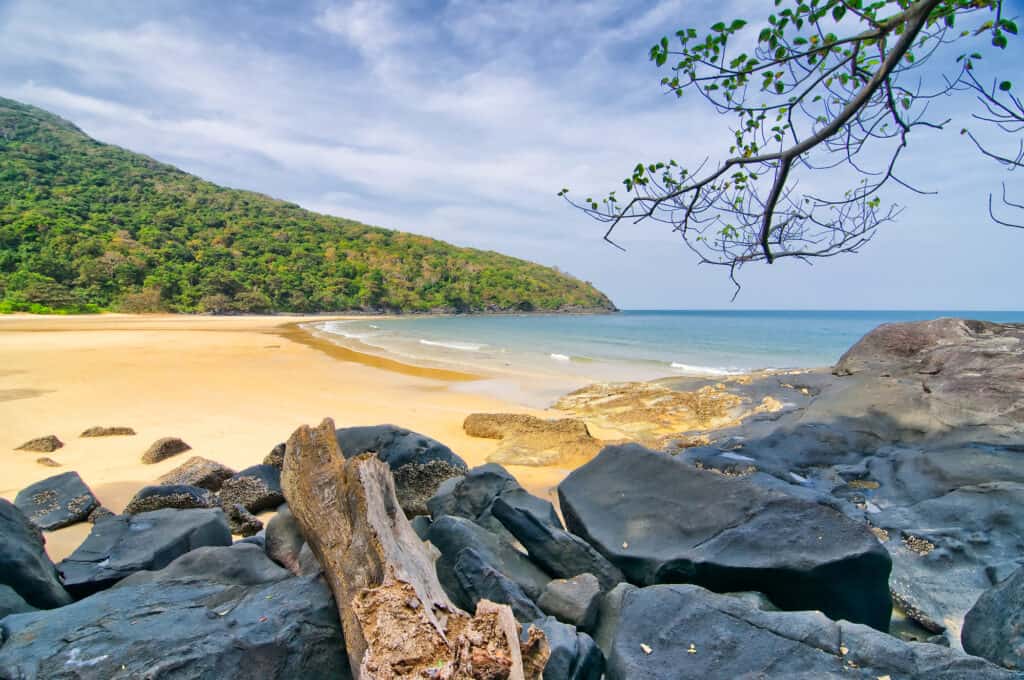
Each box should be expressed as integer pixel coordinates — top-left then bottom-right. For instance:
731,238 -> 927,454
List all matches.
0,97 -> 616,314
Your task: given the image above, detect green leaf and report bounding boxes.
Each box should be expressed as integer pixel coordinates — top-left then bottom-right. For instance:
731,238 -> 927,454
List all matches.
999,81 -> 1012,91
832,5 -> 845,22
730,19 -> 748,31
993,32 -> 1008,49
712,21 -> 726,32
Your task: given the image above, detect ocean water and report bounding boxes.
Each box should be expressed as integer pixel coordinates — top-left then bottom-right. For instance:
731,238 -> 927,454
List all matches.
313,310 -> 1024,405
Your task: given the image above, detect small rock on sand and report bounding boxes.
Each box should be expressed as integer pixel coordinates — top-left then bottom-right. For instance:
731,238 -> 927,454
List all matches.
141,437 -> 191,464
80,426 -> 136,437
35,457 -> 61,467
15,436 -> 63,453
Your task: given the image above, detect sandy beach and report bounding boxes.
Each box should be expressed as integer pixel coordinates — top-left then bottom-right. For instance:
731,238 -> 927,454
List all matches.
0,314 -> 570,561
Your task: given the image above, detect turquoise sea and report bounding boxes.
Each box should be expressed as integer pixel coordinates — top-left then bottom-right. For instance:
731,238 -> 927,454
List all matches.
312,310 -> 1024,405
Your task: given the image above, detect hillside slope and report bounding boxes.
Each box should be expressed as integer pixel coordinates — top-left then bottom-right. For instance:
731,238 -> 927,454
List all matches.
0,97 -> 615,314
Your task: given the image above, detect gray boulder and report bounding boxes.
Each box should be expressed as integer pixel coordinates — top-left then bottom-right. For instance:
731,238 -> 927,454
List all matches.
492,497 -> 623,591
530,616 -> 604,680
124,484 -> 218,514
335,424 -> 468,516
157,456 -> 236,492
57,508 -> 232,597
218,464 -> 283,513
559,444 -> 892,631
14,471 -> 99,531
538,574 -> 601,632
453,547 -> 544,622
0,499 -> 70,609
426,514 -> 551,609
428,463 -> 563,546
0,549 -> 348,679
0,584 -> 36,620
962,565 -> 1024,670
226,503 -> 263,537
603,584 -> 1017,679
265,505 -> 305,574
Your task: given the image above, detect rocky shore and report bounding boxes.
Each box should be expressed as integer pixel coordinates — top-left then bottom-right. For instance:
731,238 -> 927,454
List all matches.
1,317 -> 1022,678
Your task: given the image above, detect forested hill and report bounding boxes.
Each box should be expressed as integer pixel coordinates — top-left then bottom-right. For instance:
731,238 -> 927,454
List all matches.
0,97 -> 615,314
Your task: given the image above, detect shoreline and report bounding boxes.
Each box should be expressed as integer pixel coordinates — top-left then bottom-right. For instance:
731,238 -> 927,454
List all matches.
0,313 -> 572,561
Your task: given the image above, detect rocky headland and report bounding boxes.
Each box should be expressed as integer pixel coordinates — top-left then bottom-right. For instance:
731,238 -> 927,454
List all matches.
1,317 -> 1022,678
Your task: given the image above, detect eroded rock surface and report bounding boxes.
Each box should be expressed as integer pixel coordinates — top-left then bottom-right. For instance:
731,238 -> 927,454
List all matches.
124,484 -> 218,514
14,470 -> 99,530
962,565 -> 1024,670
157,456 -> 236,491
465,413 -> 605,467
80,426 -> 136,437
14,434 -> 63,453
219,464 -> 284,513
141,436 -> 191,464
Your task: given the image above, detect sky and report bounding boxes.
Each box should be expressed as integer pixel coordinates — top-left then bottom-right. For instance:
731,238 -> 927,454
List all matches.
0,0 -> 1021,310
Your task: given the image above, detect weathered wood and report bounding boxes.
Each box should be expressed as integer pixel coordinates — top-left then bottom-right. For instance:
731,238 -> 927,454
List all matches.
282,418 -> 548,679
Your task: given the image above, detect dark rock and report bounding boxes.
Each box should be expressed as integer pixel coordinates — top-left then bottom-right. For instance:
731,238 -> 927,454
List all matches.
603,584 -> 1016,679
116,543 -> 289,588
530,616 -> 604,680
80,426 -> 136,437
538,574 -> 601,632
157,455 -> 236,491
14,435 -> 63,453
263,442 -> 286,468
219,464 -> 283,513
0,499 -> 71,609
492,497 -> 623,591
34,456 -> 61,467
235,530 -> 266,549
427,514 -> 551,610
427,462 -> 563,547
141,436 -> 191,464
57,508 -> 232,597
0,567 -> 348,679
296,542 -> 322,576
124,484 -> 218,514
14,471 -> 99,530
410,514 -> 432,541
559,444 -> 892,631
453,547 -> 545,622
0,584 -> 36,619
265,505 -> 306,574
87,505 -> 115,523
335,424 -> 468,516
963,565 -> 1024,670
227,503 -> 264,537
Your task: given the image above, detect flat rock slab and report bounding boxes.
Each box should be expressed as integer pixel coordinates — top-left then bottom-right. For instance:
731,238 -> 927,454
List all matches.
80,426 -> 136,437
559,444 -> 892,630
0,568 -> 348,679
14,470 -> 99,530
335,423 -> 468,516
57,507 -> 232,597
157,456 -> 236,491
0,499 -> 71,609
219,464 -> 283,513
604,584 -> 1018,679
464,413 -> 604,467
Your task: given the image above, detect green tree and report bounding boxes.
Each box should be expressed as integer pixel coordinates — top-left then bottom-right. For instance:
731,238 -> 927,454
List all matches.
564,0 -> 1021,290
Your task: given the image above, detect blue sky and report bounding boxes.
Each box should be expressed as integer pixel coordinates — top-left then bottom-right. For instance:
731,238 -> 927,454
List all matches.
0,0 -> 1021,309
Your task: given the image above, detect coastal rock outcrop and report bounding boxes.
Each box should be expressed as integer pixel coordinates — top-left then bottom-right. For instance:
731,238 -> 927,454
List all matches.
601,583 -> 1017,679
282,417 -> 549,678
14,434 -> 63,452
559,444 -> 893,630
157,455 -> 236,491
57,507 -> 232,597
218,464 -> 284,513
14,470 -> 99,530
334,424 -> 468,516
0,545 -> 350,679
0,499 -> 71,609
141,436 -> 191,464
962,565 -> 1024,670
464,413 -> 604,467
123,484 -> 218,514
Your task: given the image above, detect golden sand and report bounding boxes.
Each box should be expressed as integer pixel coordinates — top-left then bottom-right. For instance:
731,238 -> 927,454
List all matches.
0,314 -> 565,561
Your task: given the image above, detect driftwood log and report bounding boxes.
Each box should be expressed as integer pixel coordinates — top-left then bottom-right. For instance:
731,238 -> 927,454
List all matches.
282,418 -> 548,679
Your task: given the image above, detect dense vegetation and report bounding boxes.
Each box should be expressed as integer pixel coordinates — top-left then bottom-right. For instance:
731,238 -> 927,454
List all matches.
0,97 -> 615,314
